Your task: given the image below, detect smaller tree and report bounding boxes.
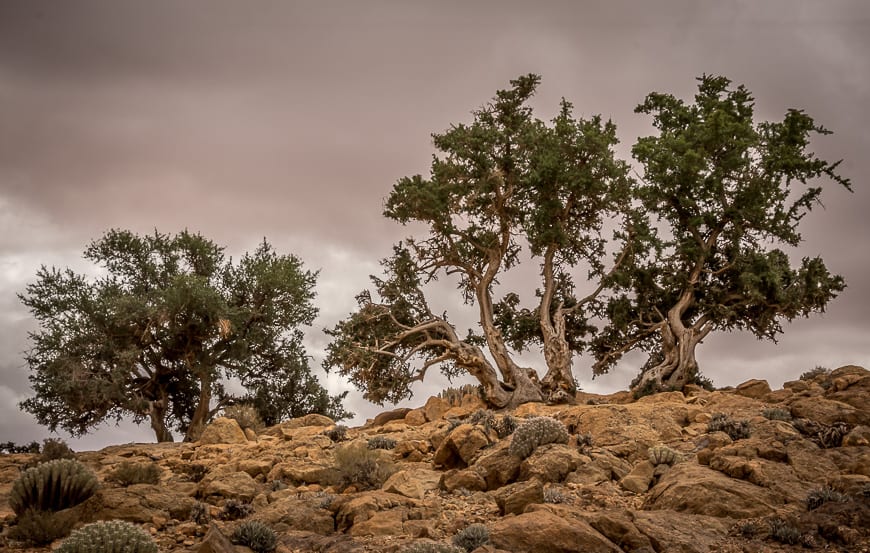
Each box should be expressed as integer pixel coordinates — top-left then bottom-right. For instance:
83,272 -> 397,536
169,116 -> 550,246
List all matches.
20,229 -> 348,442
593,75 -> 851,392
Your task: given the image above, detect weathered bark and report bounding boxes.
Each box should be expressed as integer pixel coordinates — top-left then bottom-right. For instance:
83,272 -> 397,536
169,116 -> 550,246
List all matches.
148,390 -> 174,442
184,372 -> 213,442
452,342 -> 514,408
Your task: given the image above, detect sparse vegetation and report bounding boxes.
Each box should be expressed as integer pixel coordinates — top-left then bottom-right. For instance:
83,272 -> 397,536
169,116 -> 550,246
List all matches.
452,523 -> 490,552
367,435 -> 397,450
231,520 -> 277,553
109,461 -> 161,486
56,520 -> 157,553
543,487 -> 573,504
190,501 -> 211,525
402,543 -> 465,553
0,440 -> 42,454
222,403 -> 265,432
799,366 -> 830,381
707,413 -> 751,440
768,517 -> 801,545
334,441 -> 395,490
509,416 -> 569,459
39,438 -> 75,462
762,408 -> 792,421
8,508 -> 77,545
323,424 -> 348,442
220,499 -> 254,521
806,487 -> 849,511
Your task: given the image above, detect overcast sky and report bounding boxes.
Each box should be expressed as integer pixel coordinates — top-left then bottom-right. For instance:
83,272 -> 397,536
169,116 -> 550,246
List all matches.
1,1 -> 867,451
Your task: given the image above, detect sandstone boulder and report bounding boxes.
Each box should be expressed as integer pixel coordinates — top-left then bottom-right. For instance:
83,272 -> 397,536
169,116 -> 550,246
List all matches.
200,470 -> 258,501
199,417 -> 248,445
518,443 -> 584,483
734,379 -> 771,399
433,423 -> 491,468
620,460 -> 655,494
383,468 -> 441,499
489,508 -> 621,552
491,479 -> 543,515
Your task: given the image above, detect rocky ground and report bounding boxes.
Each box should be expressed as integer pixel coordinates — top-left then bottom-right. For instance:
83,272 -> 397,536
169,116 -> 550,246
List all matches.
1,365 -> 868,553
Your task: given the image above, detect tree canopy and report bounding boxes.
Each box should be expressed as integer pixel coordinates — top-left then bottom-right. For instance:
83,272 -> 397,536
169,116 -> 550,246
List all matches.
20,229 -> 349,442
592,75 -> 851,393
325,75 -> 641,406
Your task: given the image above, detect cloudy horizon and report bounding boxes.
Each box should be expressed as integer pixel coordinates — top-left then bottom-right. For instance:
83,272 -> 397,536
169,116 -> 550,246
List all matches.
1,1 -> 867,451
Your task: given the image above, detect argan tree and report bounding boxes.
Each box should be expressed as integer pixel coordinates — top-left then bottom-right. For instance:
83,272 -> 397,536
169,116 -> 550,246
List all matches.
325,75 -> 641,406
20,229 -> 348,442
593,75 -> 851,393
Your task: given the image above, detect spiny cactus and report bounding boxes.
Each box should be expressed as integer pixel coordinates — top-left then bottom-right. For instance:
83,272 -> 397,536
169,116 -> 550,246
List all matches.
10,458 -> 98,515
452,523 -> 490,552
56,520 -> 157,553
648,445 -> 679,466
231,520 -> 277,553
492,415 -> 518,438
508,416 -> 569,459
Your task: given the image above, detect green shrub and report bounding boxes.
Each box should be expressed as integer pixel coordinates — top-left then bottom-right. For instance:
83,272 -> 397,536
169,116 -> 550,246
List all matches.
707,413 -> 751,440
508,416 -> 569,459
333,441 -> 395,490
10,458 -> 98,515
806,486 -> 849,511
367,435 -> 397,450
220,499 -> 254,520
109,461 -> 161,486
0,440 -> 41,454
323,424 -> 348,442
231,520 -> 277,553
402,542 -> 465,553
56,520 -> 157,553
799,366 -> 830,381
762,408 -> 792,421
767,517 -> 800,545
39,438 -> 76,462
452,523 -> 489,552
190,501 -> 211,524
223,403 -> 265,432
8,508 -> 77,545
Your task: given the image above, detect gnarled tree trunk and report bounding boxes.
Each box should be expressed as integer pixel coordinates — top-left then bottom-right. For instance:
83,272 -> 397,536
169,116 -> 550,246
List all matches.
148,390 -> 174,442
183,371 -> 213,442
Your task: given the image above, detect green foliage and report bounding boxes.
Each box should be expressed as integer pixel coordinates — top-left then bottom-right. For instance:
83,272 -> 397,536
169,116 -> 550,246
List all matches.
39,438 -> 75,462
799,365 -> 830,381
806,486 -> 849,511
402,543 -> 465,553
452,523 -> 490,552
190,501 -> 211,524
231,520 -> 277,553
323,424 -> 348,442
767,517 -> 801,545
9,508 -> 77,545
707,413 -> 751,441
594,75 -> 851,386
56,520 -> 157,553
19,229 -> 347,442
222,403 -> 265,432
367,436 -> 397,450
220,499 -> 254,521
109,461 -> 161,486
762,408 -> 792,421
0,440 -> 41,454
333,441 -> 395,490
10,459 -> 98,515
508,416 -> 569,459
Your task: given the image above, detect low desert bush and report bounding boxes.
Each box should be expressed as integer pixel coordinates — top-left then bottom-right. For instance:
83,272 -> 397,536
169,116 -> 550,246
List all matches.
334,441 -> 395,490
767,517 -> 800,545
39,438 -> 76,462
806,486 -> 849,511
220,499 -> 254,521
762,408 -> 792,421
56,520 -> 157,553
231,520 -> 277,553
190,501 -> 211,524
109,461 -> 161,486
8,508 -> 77,545
452,523 -> 490,552
707,413 -> 751,440
367,435 -> 397,450
509,416 -> 569,459
323,424 -> 348,442
799,366 -> 830,381
222,404 -> 264,432
402,542 -> 465,553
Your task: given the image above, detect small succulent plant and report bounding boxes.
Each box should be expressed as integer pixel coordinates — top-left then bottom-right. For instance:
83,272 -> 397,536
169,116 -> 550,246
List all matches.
508,416 -> 569,459
707,413 -> 751,440
10,458 -> 98,515
648,445 -> 679,466
231,520 -> 277,553
768,517 -> 801,545
762,408 -> 792,421
56,520 -> 157,553
452,523 -> 490,552
367,435 -> 397,450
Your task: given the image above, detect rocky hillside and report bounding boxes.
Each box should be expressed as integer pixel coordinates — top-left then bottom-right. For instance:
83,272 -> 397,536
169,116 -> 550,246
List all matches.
1,365 -> 868,553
